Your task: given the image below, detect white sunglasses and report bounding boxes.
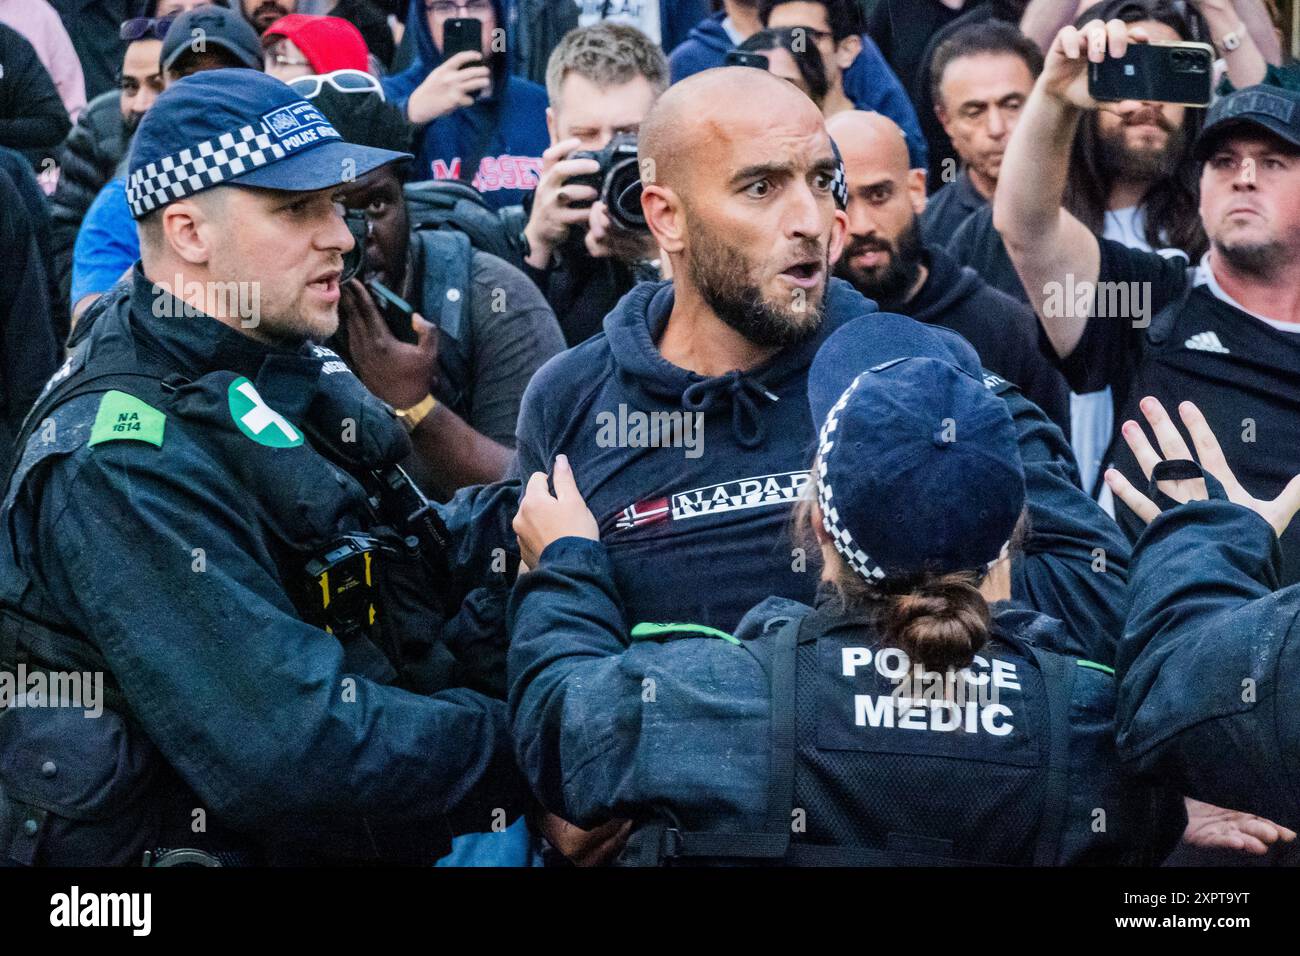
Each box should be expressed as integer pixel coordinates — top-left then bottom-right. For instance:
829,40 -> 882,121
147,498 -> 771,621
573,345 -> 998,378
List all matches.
289,69 -> 384,102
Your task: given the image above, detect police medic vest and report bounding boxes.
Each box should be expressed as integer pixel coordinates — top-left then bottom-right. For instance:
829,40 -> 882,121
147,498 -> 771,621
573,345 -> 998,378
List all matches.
630,603 -> 1181,866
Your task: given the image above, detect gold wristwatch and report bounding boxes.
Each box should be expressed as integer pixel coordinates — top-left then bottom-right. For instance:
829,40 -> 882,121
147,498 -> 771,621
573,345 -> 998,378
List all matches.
396,393 -> 437,433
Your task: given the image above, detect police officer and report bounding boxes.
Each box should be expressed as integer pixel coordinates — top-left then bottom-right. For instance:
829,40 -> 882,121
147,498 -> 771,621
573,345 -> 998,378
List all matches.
507,313 -> 1185,865
1107,397 -> 1300,837
0,69 -> 528,866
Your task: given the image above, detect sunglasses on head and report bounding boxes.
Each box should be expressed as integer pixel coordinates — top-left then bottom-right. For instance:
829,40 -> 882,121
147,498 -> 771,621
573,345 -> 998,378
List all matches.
119,15 -> 175,42
288,70 -> 384,101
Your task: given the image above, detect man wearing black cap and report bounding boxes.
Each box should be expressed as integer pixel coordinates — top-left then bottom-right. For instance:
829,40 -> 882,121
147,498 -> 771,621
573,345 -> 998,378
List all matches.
159,2 -> 263,79
0,69 -> 528,865
70,4 -> 266,323
299,81 -> 565,498
996,17 -> 1300,586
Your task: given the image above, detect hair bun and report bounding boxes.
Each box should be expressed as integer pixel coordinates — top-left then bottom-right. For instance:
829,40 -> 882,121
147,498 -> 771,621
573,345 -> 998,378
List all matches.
881,573 -> 990,672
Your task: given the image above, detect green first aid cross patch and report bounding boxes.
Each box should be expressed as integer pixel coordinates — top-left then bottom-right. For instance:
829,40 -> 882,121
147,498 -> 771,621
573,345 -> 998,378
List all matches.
88,391 -> 166,449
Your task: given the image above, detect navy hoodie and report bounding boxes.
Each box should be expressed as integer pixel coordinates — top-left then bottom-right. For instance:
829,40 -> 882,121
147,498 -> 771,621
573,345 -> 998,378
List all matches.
512,277 -> 1129,645
896,244 -> 1070,434
668,22 -> 928,169
668,10 -> 732,82
382,0 -> 549,209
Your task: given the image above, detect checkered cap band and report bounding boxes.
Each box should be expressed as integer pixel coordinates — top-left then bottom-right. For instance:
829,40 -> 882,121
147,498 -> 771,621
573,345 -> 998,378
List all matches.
829,153 -> 847,211
815,371 -> 886,583
126,123 -> 289,217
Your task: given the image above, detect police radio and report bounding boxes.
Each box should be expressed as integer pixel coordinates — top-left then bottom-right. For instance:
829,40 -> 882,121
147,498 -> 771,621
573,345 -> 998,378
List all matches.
303,533 -> 389,642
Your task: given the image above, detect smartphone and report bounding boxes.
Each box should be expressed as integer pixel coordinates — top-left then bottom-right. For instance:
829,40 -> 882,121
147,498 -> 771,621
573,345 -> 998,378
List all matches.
366,278 -> 419,344
443,18 -> 484,101
725,50 -> 770,70
1088,41 -> 1215,107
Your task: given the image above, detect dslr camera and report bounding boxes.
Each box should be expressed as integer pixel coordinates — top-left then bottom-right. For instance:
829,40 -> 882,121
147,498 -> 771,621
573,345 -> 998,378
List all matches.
566,132 -> 646,233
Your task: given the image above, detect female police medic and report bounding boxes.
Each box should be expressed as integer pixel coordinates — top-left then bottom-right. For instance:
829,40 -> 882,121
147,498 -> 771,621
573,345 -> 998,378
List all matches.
1107,396 -> 1300,836
506,312 -> 1184,866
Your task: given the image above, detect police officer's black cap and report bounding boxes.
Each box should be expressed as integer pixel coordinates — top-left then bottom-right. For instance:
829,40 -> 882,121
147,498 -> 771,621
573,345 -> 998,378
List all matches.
1194,85 -> 1300,161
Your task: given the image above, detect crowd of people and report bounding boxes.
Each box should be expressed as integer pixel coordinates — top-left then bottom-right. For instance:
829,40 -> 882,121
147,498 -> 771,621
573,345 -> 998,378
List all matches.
1,0 -> 1299,868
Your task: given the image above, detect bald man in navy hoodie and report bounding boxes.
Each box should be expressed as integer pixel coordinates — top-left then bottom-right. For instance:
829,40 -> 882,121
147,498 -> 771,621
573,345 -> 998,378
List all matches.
511,67 -> 1127,648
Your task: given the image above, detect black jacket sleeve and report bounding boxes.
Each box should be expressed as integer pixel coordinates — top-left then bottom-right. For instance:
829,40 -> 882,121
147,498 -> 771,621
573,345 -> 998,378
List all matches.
0,25 -> 71,159
506,536 -> 772,828
1116,496 -> 1300,826
999,377 -> 1131,665
49,93 -> 124,310
0,168 -> 59,469
18,428 -> 530,858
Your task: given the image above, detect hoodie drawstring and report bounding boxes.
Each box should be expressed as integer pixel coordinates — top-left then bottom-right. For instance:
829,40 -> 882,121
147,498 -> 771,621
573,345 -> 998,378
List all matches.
681,371 -> 778,450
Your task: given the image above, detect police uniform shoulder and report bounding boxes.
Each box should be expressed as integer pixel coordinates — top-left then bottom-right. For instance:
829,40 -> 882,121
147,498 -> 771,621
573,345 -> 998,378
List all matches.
734,596 -> 813,643
993,603 -> 1114,675
4,390 -> 154,515
87,390 -> 166,451
9,389 -> 168,487
7,392 -> 102,486
992,602 -> 1052,641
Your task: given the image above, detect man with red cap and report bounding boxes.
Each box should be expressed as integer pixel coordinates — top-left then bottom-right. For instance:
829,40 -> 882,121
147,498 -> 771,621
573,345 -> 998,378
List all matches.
263,13 -> 371,81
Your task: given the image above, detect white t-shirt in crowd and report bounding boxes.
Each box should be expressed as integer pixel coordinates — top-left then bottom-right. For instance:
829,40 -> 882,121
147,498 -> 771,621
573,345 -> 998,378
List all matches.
1071,208 -> 1160,500
577,0 -> 661,45
721,15 -> 745,45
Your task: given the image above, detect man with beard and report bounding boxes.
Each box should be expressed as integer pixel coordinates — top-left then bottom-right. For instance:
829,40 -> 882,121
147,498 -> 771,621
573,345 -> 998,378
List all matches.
995,17 -> 1300,592
511,66 -> 1130,650
828,109 -> 1069,432
954,1 -> 1206,498
951,1 -> 1206,305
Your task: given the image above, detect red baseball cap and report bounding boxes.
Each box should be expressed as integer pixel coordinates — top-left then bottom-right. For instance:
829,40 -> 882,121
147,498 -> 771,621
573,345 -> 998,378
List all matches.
263,14 -> 370,74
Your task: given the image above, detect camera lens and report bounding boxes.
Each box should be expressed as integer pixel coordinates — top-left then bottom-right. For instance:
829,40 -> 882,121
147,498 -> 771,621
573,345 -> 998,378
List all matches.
605,155 -> 647,231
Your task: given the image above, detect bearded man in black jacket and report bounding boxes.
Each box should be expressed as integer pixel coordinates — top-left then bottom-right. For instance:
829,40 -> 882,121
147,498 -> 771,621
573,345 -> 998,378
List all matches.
828,108 -> 1070,434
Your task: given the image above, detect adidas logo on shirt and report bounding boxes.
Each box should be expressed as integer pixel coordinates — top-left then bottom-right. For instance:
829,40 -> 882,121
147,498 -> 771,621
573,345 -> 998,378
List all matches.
1184,331 -> 1230,354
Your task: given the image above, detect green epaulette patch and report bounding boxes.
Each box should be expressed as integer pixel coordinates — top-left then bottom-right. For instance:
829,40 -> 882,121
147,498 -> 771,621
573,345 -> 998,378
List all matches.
88,390 -> 166,449
630,622 -> 740,645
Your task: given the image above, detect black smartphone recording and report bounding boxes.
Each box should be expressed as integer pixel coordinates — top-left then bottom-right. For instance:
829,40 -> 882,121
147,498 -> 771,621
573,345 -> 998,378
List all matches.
443,18 -> 484,101
1088,41 -> 1214,107
366,279 -> 419,345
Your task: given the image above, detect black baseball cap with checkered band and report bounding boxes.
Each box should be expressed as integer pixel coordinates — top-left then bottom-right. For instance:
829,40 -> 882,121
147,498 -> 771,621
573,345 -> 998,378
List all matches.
807,312 -> 1025,582
125,69 -> 411,220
